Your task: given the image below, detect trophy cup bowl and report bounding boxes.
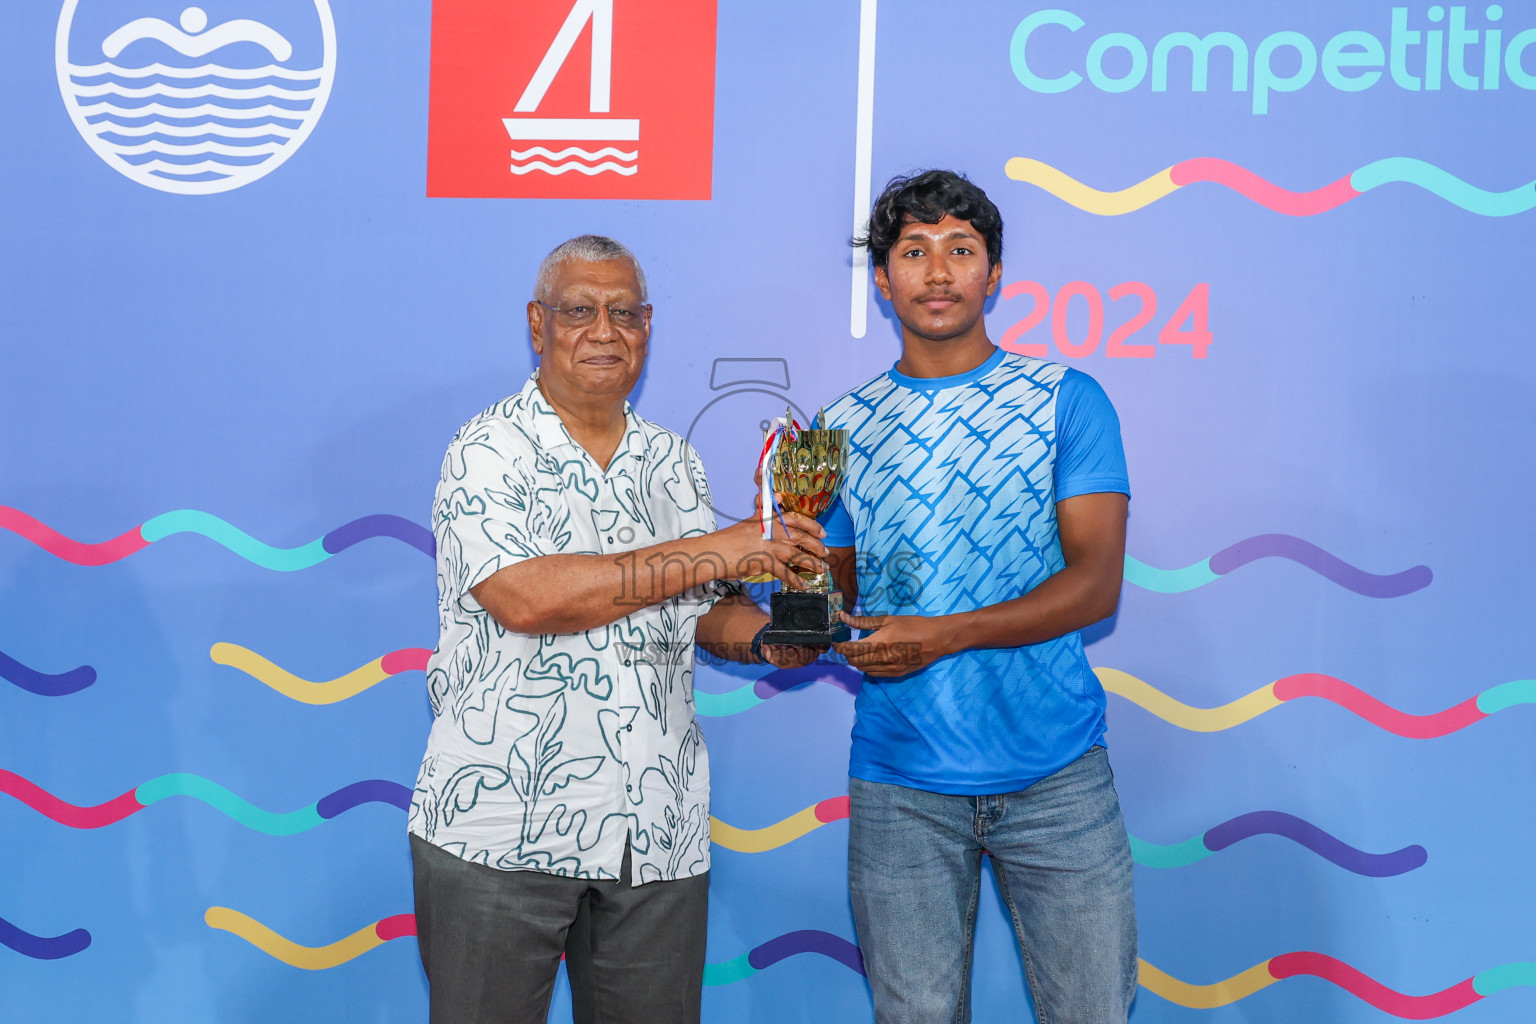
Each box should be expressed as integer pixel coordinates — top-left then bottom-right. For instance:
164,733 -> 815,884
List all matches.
762,427 -> 852,646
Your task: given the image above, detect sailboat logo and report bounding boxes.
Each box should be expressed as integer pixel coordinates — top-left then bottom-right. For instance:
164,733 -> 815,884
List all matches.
502,0 -> 638,178
427,0 -> 716,200
55,2 -> 336,195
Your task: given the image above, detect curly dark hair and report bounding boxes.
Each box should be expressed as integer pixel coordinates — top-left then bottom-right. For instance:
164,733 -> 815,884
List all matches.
854,170 -> 1003,270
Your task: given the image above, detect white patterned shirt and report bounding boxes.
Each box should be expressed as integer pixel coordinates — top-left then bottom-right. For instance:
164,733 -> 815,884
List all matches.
408,374 -> 732,883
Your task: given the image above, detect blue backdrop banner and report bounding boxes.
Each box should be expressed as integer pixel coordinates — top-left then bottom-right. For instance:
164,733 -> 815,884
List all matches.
4,1 -> 1535,1022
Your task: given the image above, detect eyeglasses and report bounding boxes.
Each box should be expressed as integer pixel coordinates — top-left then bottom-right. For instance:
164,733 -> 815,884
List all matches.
535,299 -> 650,329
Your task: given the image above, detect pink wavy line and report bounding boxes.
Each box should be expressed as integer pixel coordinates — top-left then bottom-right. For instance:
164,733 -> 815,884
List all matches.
814,796 -> 851,824
1269,952 -> 1482,1019
380,648 -> 431,675
1172,158 -> 1359,215
0,507 -> 147,566
374,914 -> 418,941
0,770 -> 141,828
1274,674 -> 1487,739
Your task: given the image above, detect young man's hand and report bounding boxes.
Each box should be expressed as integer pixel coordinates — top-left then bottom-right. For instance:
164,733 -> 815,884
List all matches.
833,612 -> 955,677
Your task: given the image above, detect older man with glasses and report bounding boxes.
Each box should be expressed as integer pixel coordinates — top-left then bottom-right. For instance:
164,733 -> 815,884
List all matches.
407,235 -> 826,1024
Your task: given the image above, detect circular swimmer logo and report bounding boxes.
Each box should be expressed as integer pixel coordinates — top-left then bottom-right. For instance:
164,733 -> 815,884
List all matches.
56,1 -> 336,195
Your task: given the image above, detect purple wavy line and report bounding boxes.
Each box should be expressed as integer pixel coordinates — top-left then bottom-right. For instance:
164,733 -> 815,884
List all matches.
747,930 -> 866,976
1207,534 -> 1432,598
0,915 -> 91,960
321,515 -> 435,557
1204,811 -> 1428,877
315,780 -> 412,819
754,664 -> 864,700
0,650 -> 96,697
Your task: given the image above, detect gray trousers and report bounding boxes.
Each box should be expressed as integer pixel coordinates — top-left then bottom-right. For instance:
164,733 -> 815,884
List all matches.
410,835 -> 708,1024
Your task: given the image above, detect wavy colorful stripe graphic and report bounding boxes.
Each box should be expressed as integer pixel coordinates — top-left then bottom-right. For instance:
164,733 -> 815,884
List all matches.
1132,811 -> 1425,877
0,507 -> 433,569
0,770 -> 409,833
711,797 -> 852,853
717,794 -> 1422,876
205,909 -> 1536,1014
0,914 -> 91,960
696,663 -> 863,717
4,508 -> 1420,600
1124,534 -> 1431,597
0,649 -> 96,696
207,908 -> 864,982
1099,668 -> 1536,738
218,647 -> 845,712
1005,156 -> 1536,217
210,643 -> 431,704
706,661 -> 1525,744
1142,952 -> 1536,1017
205,908 -> 418,970
4,768 -> 1410,874
704,930 -> 866,986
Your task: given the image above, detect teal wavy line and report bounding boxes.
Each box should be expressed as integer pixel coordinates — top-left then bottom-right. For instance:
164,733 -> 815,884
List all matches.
1474,963 -> 1536,996
704,955 -> 757,986
695,685 -> 765,717
1129,834 -> 1212,868
1123,556 -> 1219,593
140,511 -> 331,571
1475,679 -> 1536,715
1351,158 -> 1536,216
134,774 -> 324,836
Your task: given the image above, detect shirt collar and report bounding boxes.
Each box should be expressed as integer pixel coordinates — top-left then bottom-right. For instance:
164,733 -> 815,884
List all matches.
886,345 -> 1007,392
523,372 -> 647,468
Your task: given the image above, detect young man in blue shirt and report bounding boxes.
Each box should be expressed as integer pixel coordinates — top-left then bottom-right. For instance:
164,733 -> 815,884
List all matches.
821,170 -> 1138,1023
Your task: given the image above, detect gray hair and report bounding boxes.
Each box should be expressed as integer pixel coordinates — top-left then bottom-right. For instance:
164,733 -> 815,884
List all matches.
532,235 -> 648,304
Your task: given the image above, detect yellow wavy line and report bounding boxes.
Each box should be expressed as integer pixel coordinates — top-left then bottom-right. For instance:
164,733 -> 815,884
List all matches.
710,805 -> 826,853
209,643 -> 390,705
1004,158 -> 1179,215
1139,958 -> 1277,1008
205,907 -> 382,969
1095,668 -> 1282,732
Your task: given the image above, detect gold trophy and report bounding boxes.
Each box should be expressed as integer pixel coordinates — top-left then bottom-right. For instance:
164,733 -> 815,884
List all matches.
762,410 -> 851,645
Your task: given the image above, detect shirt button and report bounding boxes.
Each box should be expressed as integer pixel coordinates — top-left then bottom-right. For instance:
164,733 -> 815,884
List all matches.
606,536 -> 614,544
623,658 -> 632,666
624,725 -> 633,732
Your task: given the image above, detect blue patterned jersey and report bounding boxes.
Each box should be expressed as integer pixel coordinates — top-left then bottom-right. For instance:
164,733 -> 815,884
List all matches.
819,348 -> 1129,794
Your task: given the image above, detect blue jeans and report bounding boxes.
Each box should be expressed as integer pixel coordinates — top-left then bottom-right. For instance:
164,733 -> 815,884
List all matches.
848,747 -> 1138,1024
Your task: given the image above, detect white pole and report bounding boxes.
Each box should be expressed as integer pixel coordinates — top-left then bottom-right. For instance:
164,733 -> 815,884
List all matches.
850,0 -> 877,339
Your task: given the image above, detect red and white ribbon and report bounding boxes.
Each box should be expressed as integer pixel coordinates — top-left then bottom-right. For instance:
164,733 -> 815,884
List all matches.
757,416 -> 800,539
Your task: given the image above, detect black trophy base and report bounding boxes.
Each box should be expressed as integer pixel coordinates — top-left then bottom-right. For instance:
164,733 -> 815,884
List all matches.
763,589 -> 851,646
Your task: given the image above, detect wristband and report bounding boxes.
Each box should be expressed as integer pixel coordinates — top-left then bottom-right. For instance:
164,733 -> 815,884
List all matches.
749,622 -> 772,665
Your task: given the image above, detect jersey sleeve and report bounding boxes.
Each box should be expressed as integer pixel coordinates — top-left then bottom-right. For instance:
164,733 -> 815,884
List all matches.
818,494 -> 856,548
433,421 -> 566,598
1054,369 -> 1130,501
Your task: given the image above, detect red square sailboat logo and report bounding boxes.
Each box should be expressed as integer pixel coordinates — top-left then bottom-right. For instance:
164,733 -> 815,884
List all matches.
427,0 -> 717,200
